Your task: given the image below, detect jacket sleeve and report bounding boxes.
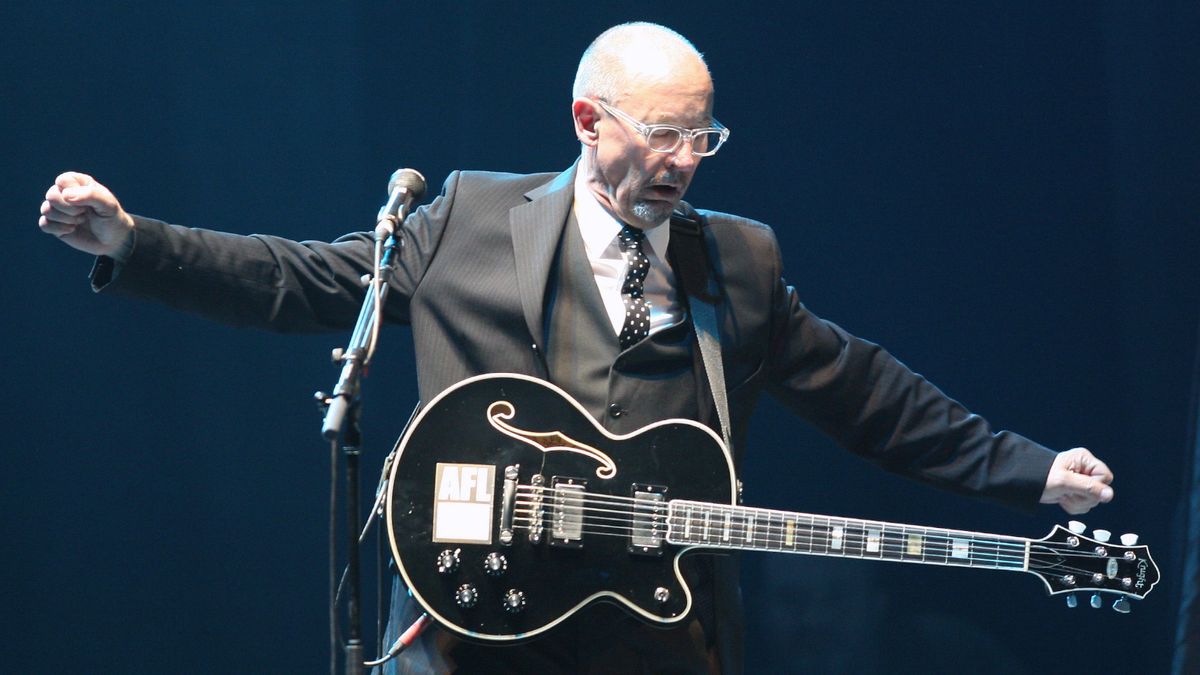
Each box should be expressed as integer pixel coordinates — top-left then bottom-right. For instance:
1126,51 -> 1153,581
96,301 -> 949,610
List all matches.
751,226 -> 1055,511
90,172 -> 462,333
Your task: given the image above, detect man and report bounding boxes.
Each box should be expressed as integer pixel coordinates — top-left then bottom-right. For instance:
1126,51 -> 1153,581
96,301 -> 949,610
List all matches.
39,22 -> 1113,675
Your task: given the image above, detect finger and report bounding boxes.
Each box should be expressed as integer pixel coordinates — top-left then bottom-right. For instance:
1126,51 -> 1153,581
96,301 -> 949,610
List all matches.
55,171 -> 96,190
61,183 -> 119,217
41,207 -> 88,227
44,184 -> 90,216
1080,453 -> 1114,484
38,214 -> 77,236
41,198 -> 90,220
1063,471 -> 1115,504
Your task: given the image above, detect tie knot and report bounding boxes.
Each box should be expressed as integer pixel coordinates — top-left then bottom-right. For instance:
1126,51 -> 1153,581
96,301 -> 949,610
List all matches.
617,224 -> 644,253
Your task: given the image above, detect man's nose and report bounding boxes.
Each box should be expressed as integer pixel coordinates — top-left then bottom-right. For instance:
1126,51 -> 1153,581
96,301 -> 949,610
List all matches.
667,139 -> 699,171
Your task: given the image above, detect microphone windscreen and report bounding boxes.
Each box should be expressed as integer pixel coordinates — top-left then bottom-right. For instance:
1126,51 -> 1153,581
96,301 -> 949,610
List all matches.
389,168 -> 427,202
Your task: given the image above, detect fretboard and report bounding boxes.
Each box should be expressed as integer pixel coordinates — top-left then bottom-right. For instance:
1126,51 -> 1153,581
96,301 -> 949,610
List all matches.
666,500 -> 1029,571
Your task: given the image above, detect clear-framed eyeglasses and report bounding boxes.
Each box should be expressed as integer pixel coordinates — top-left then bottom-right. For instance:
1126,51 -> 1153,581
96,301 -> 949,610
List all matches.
596,99 -> 730,157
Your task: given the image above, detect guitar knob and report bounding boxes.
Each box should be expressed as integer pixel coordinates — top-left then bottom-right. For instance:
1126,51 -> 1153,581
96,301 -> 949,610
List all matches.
1068,520 -> 1087,534
1120,533 -> 1139,546
455,584 -> 478,609
1089,593 -> 1102,609
436,549 -> 461,575
1065,593 -> 1078,608
1093,529 -> 1112,543
503,589 -> 527,613
1113,597 -> 1131,614
483,552 -> 508,577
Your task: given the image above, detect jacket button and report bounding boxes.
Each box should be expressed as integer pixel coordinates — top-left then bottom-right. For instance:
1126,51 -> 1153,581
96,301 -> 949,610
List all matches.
608,403 -> 624,418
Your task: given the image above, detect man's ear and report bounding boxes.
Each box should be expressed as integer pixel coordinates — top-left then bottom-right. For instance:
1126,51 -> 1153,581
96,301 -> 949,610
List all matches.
572,98 -> 601,147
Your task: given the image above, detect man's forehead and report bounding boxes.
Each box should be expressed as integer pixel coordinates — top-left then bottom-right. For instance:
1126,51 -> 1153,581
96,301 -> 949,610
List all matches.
615,86 -> 714,126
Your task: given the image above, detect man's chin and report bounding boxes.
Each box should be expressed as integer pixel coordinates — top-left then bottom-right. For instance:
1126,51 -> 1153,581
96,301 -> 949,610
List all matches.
632,199 -> 678,227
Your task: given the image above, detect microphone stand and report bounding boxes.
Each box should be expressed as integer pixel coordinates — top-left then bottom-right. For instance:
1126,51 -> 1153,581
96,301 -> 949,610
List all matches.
317,233 -> 400,675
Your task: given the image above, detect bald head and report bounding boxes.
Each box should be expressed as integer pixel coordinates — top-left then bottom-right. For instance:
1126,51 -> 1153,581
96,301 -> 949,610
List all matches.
572,22 -> 712,104
570,23 -> 717,230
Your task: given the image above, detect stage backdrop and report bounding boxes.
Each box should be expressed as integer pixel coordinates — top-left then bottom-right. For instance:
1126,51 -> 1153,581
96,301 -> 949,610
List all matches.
4,2 -> 1197,673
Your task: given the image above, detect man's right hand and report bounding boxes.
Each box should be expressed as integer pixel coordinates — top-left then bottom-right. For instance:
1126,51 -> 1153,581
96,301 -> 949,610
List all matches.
39,172 -> 135,258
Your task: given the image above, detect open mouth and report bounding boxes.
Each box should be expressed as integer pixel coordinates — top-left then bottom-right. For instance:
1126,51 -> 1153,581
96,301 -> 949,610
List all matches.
646,185 -> 680,200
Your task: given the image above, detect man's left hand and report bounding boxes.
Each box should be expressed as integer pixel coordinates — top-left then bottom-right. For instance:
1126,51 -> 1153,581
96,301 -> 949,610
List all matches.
1040,447 -> 1114,515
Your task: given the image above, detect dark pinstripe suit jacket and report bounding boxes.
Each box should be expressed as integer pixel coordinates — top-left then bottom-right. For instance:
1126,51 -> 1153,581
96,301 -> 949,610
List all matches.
95,163 -> 1056,671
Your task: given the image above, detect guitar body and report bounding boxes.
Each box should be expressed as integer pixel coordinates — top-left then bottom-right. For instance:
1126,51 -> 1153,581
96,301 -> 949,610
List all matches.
386,373 -> 735,642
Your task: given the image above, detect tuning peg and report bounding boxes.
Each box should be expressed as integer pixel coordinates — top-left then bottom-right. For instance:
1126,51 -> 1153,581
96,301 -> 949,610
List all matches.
1090,593 -> 1102,609
1068,521 -> 1087,534
1093,529 -> 1112,543
1066,593 -> 1078,608
1113,597 -> 1131,614
1120,533 -> 1139,546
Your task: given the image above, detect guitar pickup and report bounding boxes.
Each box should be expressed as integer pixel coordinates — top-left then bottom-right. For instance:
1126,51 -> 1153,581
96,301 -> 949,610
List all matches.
549,476 -> 587,549
629,484 -> 667,556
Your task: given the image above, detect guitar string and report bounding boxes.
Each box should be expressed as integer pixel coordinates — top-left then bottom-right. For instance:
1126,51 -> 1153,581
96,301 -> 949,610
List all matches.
509,494 -> 1132,573
511,497 -> 1036,565
511,503 -> 1105,565
513,504 -> 1035,563
516,485 -> 1041,552
512,485 -> 1119,560
511,509 -> 1032,562
506,517 -> 1113,579
515,488 -> 1035,554
506,515 -> 1120,581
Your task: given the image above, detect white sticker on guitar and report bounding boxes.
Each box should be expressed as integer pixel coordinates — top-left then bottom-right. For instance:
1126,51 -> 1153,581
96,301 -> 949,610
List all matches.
432,463 -> 495,544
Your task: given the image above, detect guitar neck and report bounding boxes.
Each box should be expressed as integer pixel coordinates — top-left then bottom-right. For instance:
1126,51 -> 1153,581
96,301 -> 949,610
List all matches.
667,500 -> 1030,572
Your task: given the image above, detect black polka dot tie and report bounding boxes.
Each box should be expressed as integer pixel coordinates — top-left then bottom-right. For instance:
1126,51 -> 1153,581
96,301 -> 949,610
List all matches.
617,224 -> 651,350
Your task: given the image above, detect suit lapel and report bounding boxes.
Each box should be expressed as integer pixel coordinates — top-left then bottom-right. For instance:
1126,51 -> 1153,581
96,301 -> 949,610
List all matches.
510,165 -> 576,352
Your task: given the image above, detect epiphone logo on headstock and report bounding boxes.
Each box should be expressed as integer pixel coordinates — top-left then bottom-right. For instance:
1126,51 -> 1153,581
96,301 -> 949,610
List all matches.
1136,559 -> 1149,589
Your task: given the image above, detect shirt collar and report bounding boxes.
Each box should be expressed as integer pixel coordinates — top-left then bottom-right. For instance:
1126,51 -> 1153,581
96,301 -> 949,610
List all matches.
573,165 -> 671,260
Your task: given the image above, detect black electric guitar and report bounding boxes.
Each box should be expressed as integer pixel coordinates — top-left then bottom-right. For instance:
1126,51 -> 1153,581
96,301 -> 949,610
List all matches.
385,373 -> 1159,642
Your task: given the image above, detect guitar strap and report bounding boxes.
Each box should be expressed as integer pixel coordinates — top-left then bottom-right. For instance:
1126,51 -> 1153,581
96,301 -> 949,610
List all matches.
669,205 -> 733,459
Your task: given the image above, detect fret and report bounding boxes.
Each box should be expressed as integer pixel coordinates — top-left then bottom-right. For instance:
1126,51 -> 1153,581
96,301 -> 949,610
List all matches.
864,524 -> 883,558
842,521 -> 865,558
763,511 -> 779,550
797,515 -> 814,554
904,527 -> 925,561
950,536 -> 972,564
818,517 -> 838,555
770,510 -> 786,551
923,528 -> 950,564
752,511 -> 771,550
808,516 -> 828,555
879,524 -> 906,561
974,534 -> 994,568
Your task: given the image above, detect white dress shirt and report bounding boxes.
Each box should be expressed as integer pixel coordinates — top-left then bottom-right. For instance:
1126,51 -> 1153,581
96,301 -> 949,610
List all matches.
573,168 -> 685,338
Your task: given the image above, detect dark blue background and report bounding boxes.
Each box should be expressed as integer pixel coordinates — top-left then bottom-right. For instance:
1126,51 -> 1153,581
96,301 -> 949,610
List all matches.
5,2 -> 1197,672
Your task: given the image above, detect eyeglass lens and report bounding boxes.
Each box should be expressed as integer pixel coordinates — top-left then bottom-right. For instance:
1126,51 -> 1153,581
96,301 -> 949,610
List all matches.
645,128 -> 723,155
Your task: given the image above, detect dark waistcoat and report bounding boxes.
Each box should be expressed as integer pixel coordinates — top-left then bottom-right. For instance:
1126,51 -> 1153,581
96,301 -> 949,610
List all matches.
544,211 -> 704,435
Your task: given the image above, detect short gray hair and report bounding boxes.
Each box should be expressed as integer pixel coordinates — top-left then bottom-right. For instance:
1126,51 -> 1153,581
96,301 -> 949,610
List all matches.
572,22 -> 708,102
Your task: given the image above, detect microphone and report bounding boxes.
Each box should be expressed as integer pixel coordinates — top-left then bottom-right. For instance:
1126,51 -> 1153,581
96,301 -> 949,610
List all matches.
374,168 -> 427,240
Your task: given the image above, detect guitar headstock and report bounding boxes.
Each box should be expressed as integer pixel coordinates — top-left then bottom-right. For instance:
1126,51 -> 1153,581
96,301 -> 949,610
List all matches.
1027,521 -> 1159,613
